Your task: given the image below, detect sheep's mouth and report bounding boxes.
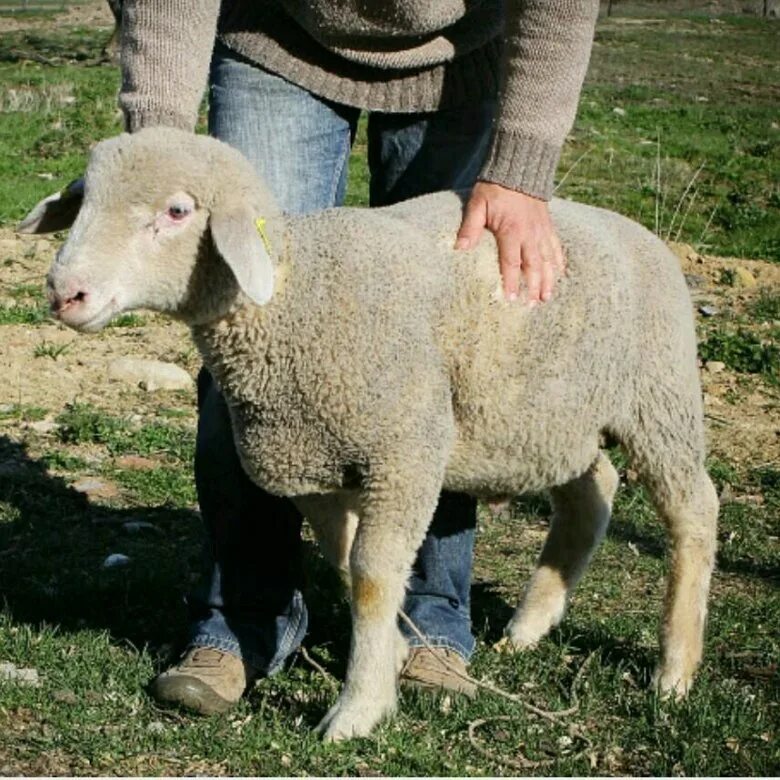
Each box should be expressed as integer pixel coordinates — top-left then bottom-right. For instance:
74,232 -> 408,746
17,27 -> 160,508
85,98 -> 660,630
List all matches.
59,298 -> 118,333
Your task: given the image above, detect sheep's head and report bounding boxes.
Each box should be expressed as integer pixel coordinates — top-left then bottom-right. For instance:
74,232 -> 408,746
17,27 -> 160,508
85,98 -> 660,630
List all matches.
18,127 -> 277,332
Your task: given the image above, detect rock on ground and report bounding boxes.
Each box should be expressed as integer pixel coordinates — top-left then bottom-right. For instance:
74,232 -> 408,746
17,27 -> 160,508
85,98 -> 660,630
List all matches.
107,358 -> 193,392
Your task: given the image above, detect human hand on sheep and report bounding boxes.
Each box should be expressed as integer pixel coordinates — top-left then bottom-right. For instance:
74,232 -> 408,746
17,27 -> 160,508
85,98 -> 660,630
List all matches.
456,181 -> 566,305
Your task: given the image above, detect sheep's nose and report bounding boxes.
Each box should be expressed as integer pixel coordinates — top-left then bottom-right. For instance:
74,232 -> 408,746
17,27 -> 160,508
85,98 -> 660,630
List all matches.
47,280 -> 89,316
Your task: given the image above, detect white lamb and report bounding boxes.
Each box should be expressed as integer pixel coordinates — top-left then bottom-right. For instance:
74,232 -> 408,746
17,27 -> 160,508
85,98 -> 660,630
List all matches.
20,127 -> 718,741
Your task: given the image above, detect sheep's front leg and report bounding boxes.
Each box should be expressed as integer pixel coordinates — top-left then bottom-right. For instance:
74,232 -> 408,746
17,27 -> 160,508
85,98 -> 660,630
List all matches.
315,461 -> 446,742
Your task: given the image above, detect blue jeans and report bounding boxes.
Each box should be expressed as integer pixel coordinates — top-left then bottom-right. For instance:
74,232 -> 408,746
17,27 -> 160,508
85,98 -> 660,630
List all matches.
188,42 -> 495,671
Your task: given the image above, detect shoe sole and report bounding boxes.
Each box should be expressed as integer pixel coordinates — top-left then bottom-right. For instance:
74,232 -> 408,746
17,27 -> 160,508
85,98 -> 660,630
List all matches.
150,675 -> 236,716
400,675 -> 477,699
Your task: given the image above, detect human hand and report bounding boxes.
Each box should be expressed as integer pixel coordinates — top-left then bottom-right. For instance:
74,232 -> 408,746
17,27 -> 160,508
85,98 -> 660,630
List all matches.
455,181 -> 565,305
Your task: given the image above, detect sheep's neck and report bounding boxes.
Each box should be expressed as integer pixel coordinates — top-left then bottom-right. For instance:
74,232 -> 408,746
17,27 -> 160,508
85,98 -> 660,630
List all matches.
189,262 -> 294,414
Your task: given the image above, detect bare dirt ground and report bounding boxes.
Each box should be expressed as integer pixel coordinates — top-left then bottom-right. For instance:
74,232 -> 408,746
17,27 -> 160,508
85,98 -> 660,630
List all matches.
1,227 -> 777,471
0,230 -> 199,418
0,1 -> 113,33
670,242 -> 779,468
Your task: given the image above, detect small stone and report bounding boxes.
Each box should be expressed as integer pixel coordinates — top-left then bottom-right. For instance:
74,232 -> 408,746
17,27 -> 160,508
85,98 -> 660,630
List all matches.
698,304 -> 718,317
102,553 -> 131,569
25,420 -> 60,434
108,358 -> 193,392
147,720 -> 165,734
0,662 -> 40,687
733,267 -> 757,288
123,521 -> 161,535
115,455 -> 158,470
53,689 -> 78,705
684,273 -> 706,290
613,106 -> 626,116
0,404 -> 14,413
72,478 -> 119,499
705,360 -> 726,373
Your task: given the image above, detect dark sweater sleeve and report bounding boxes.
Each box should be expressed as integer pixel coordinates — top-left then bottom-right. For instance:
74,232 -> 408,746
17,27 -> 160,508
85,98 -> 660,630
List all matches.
119,0 -> 220,132
479,0 -> 599,200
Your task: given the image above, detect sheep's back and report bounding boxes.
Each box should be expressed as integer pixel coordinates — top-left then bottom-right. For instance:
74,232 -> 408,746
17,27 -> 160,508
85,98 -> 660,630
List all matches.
272,194 -> 696,494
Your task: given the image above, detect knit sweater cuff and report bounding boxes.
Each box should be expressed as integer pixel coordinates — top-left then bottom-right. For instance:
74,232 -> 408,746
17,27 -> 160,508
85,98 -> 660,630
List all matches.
479,131 -> 561,201
123,105 -> 195,134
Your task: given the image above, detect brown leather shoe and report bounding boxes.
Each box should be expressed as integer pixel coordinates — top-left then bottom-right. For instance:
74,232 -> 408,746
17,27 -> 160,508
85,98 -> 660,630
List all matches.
399,646 -> 477,698
150,647 -> 256,715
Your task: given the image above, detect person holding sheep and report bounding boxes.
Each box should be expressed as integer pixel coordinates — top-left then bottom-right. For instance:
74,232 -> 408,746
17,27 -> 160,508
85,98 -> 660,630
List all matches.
108,0 -> 600,714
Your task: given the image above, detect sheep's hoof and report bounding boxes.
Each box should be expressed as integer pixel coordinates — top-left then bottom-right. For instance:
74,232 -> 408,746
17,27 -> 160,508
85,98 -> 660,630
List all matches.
653,666 -> 693,701
493,634 -> 538,654
315,695 -> 393,742
492,636 -> 516,653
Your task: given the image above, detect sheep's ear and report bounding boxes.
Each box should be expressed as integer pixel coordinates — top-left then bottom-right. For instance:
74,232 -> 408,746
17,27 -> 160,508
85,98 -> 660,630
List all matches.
17,178 -> 84,234
209,207 -> 274,306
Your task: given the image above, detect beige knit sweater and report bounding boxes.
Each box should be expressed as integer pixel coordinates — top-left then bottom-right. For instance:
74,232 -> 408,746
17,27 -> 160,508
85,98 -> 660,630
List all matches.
119,0 -> 599,199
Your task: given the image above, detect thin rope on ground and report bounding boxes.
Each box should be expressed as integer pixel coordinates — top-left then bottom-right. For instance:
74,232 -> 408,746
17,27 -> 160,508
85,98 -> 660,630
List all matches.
468,716 -> 550,770
399,607 -> 594,725
398,607 -> 594,770
299,645 -> 339,691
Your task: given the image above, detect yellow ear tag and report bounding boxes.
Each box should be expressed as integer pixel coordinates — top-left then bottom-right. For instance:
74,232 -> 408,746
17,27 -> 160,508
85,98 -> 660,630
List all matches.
255,217 -> 272,254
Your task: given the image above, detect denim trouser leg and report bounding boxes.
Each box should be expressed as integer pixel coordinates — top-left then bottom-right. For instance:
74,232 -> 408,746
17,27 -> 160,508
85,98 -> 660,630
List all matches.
188,46 -> 358,673
188,41 -> 496,671
209,44 -> 359,213
190,369 -> 308,672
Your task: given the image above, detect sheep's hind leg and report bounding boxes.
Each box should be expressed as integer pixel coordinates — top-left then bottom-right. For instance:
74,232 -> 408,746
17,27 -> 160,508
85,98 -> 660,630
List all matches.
294,492 -> 360,580
503,451 -> 618,650
645,465 -> 717,697
619,382 -> 718,698
315,455 -> 448,742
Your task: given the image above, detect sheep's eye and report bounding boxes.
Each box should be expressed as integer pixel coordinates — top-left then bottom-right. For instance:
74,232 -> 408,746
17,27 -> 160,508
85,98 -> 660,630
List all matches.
167,204 -> 190,220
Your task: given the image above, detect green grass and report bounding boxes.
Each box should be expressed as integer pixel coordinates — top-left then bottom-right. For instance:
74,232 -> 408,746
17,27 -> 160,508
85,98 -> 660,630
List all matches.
0,27 -> 121,224
699,326 -> 780,381
0,301 -> 49,324
1,16 -> 778,261
554,16 -> 780,261
107,313 -> 147,329
0,403 -> 47,422
33,338 -> 71,360
1,403 -> 779,774
56,402 -> 195,462
749,289 -> 780,321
